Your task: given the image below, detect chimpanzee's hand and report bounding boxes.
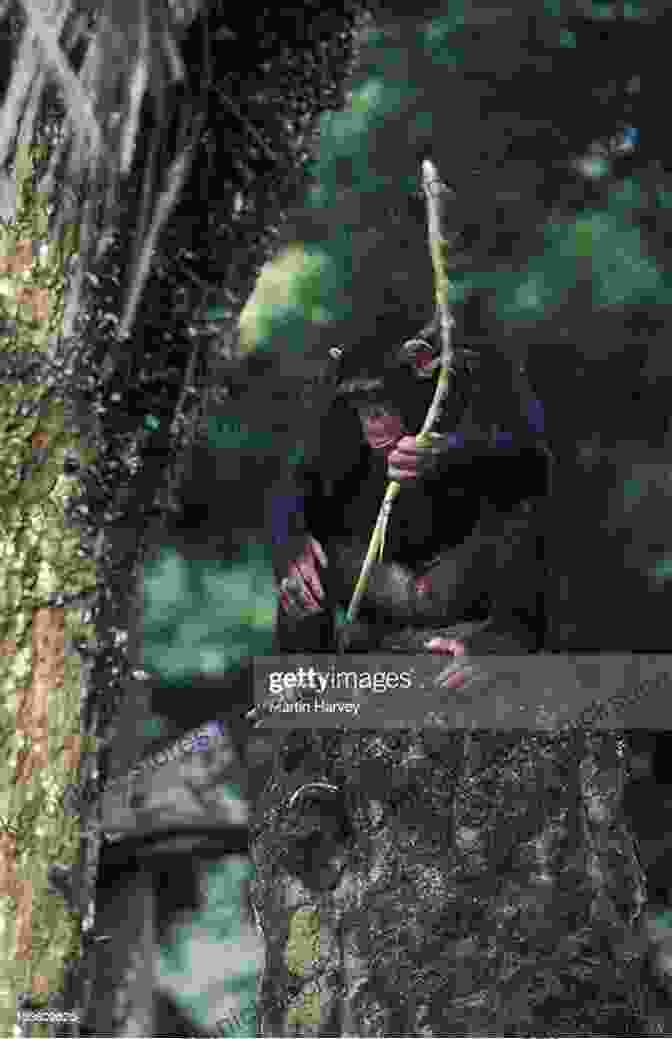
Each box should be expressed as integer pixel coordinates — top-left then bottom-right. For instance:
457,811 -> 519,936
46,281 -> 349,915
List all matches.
425,636 -> 477,690
279,536 -> 328,619
358,406 -> 406,456
387,432 -> 446,482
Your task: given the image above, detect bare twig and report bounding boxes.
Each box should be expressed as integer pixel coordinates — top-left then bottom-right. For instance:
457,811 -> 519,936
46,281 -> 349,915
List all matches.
24,1 -> 103,158
344,159 -> 457,627
170,334 -> 201,439
119,0 -> 150,176
215,86 -> 279,163
113,111 -> 205,349
0,26 -> 37,171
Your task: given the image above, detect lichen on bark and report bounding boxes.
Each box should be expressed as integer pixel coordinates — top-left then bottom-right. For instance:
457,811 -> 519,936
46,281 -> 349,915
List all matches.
0,144 -> 98,1037
285,909 -> 321,977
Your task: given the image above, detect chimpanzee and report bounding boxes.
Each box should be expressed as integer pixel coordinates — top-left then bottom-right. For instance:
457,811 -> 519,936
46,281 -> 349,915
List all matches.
269,315 -> 552,660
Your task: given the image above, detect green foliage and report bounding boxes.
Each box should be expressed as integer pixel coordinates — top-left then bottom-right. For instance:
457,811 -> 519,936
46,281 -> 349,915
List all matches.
143,544 -> 275,679
142,715 -> 166,742
649,558 -> 672,582
622,476 -> 648,512
543,0 -> 653,16
208,414 -> 278,454
558,28 -> 577,47
653,910 -> 672,930
158,858 -> 259,1037
288,441 -> 306,467
238,3 -> 672,353
238,242 -> 337,356
494,202 -> 666,322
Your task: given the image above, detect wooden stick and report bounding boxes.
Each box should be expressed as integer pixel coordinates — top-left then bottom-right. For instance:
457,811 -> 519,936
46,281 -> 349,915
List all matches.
344,159 -> 456,626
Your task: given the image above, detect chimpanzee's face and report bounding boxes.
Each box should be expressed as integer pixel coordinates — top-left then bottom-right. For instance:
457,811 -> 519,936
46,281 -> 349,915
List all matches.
356,402 -> 406,452
355,375 -> 437,449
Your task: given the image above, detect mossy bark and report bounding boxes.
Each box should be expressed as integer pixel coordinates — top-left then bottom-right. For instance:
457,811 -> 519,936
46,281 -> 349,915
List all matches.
0,147 -> 98,1038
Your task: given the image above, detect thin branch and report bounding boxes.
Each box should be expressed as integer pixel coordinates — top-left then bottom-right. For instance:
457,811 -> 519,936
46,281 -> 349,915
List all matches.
15,89 -> 43,182
166,256 -> 217,295
0,30 -> 40,171
344,160 -> 457,627
23,0 -> 103,158
124,119 -> 162,274
171,335 -> 201,433
119,0 -> 149,176
114,112 -> 205,346
214,86 -> 279,163
160,19 -> 186,87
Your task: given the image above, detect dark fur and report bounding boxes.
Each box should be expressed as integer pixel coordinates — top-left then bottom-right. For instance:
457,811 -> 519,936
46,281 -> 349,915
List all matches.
273,351 -> 550,654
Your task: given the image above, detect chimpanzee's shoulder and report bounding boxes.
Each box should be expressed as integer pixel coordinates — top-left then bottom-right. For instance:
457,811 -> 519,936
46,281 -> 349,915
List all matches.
458,347 -> 523,377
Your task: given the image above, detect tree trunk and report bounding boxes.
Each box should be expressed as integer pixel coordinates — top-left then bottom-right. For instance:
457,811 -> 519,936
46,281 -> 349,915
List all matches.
0,142 -> 203,1037
251,725 -> 649,1037
0,148 -> 99,1039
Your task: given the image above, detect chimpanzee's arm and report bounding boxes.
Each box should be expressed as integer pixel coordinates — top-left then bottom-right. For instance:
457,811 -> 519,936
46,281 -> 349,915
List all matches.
268,470 -> 336,652
268,398 -> 368,652
269,396 -> 368,562
425,356 -> 552,508
274,597 -> 336,653
421,354 -> 552,647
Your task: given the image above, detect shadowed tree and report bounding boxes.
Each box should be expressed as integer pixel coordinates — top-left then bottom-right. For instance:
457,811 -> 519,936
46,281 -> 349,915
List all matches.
0,1 -> 370,1035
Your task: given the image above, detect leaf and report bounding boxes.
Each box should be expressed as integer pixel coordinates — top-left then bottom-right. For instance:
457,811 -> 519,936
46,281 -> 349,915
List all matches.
574,219 -> 593,259
648,558 -> 672,583
206,305 -> 231,321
